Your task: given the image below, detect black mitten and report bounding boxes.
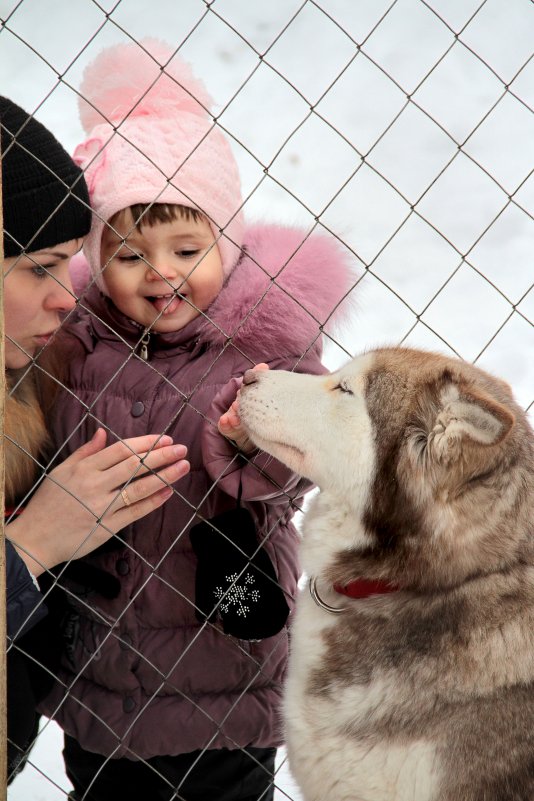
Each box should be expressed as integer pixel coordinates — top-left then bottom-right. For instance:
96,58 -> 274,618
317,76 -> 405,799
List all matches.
190,507 -> 290,640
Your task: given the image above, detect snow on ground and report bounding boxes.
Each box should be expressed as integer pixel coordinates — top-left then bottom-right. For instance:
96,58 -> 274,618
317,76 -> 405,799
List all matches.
3,0 -> 533,798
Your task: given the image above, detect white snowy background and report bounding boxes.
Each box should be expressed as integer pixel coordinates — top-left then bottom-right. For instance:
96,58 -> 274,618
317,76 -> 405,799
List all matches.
2,0 -> 533,798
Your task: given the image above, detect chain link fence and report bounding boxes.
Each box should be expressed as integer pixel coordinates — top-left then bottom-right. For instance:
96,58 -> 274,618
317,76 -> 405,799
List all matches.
3,0 -> 534,799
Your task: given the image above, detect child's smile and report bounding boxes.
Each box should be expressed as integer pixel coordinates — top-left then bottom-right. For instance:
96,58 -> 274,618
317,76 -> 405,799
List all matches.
147,293 -> 184,316
100,210 -> 224,333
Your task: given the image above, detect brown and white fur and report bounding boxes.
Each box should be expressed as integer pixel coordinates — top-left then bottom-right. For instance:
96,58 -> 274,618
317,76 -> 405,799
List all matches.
239,347 -> 534,801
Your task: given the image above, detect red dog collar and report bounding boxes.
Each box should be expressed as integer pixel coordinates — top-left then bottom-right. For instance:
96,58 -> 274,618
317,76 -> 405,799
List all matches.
334,578 -> 399,598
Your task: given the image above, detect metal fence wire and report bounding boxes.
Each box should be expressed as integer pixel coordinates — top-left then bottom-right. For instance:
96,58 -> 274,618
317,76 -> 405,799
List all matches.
3,0 -> 534,799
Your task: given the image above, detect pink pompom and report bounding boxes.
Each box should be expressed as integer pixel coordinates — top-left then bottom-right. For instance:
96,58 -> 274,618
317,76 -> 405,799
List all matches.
78,38 -> 213,133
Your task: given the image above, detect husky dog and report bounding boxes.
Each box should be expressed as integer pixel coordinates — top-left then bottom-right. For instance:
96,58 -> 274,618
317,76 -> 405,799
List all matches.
239,347 -> 534,801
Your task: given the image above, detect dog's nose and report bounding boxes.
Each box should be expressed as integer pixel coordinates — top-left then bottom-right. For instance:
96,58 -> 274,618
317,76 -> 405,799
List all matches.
243,369 -> 258,386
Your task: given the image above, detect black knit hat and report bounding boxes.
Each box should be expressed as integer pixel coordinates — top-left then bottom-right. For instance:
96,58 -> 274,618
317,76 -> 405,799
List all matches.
1,96 -> 91,257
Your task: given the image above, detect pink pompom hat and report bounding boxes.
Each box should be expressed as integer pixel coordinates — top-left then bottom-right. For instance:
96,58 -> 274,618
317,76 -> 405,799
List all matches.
73,39 -> 245,291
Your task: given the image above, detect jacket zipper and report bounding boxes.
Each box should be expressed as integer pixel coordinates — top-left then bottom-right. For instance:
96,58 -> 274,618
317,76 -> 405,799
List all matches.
138,330 -> 151,361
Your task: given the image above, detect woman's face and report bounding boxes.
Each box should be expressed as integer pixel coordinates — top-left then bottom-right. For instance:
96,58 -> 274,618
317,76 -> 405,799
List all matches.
3,239 -> 81,369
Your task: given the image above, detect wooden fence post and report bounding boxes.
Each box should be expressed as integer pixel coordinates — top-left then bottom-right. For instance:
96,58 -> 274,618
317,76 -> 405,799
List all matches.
0,141 -> 7,800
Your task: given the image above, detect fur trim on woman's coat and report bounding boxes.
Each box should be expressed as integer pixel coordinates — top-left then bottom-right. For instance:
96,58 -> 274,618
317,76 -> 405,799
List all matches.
5,371 -> 48,509
5,365 -> 58,781
5,365 -> 55,637
40,223 -> 358,760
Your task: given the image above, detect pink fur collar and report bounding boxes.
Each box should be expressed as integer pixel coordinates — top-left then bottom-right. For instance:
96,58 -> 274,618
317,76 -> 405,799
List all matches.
198,223 -> 358,357
69,223 -> 359,358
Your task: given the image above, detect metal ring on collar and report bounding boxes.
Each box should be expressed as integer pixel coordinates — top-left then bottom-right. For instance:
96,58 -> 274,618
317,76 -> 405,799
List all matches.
309,576 -> 347,614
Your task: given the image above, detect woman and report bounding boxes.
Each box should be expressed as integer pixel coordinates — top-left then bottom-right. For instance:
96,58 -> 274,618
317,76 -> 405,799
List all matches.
1,95 -> 190,779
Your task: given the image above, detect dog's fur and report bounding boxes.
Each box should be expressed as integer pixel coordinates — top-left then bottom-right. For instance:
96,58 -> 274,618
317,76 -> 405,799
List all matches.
239,347 -> 534,801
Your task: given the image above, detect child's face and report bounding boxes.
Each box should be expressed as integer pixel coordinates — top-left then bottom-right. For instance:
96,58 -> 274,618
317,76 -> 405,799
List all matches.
100,210 -> 224,333
3,239 -> 80,369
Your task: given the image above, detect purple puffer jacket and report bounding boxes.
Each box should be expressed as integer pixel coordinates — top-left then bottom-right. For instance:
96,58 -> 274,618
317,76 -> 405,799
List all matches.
40,223 -> 356,760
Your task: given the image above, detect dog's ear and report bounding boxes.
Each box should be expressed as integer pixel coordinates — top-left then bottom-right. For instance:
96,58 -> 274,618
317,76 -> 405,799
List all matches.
430,381 -> 515,460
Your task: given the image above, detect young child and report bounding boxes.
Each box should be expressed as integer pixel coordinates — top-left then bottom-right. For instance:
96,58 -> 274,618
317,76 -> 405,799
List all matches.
41,40 -> 356,801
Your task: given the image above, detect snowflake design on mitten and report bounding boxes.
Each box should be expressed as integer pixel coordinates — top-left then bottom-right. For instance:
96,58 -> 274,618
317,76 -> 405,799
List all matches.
214,572 -> 261,617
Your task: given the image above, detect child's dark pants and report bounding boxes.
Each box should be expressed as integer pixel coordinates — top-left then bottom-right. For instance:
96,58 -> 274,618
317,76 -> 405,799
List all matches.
64,735 -> 276,801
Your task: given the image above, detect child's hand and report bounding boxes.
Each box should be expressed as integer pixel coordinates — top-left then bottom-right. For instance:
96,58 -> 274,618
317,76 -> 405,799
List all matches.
218,364 -> 269,453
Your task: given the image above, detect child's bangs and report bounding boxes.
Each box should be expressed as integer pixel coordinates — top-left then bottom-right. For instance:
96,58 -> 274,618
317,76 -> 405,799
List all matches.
127,203 -> 206,228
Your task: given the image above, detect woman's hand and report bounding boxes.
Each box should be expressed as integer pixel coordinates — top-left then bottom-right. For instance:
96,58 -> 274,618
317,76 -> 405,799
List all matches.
7,428 -> 190,576
217,363 -> 269,453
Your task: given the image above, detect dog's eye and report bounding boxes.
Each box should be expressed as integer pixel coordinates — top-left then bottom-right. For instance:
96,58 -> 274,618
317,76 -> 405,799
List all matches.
335,381 -> 353,396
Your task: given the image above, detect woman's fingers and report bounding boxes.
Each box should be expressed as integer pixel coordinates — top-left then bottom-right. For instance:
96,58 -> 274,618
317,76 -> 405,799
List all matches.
120,456 -> 190,505
48,436 -> 188,530
109,458 -> 190,526
83,433 -> 175,472
11,438 -> 190,570
112,485 -> 174,526
108,443 -> 188,488
67,427 -> 108,461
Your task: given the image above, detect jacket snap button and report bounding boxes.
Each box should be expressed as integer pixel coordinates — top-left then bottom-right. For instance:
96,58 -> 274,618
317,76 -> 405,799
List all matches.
131,401 -> 145,417
123,696 -> 136,713
116,558 -> 130,576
